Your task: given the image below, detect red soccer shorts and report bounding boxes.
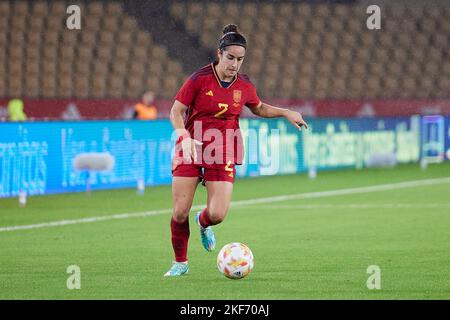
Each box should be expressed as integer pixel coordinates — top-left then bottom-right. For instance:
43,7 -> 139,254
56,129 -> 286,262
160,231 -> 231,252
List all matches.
172,161 -> 236,183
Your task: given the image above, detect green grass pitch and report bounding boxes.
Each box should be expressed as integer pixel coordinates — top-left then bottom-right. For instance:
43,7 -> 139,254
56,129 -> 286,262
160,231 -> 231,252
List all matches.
1,163 -> 449,299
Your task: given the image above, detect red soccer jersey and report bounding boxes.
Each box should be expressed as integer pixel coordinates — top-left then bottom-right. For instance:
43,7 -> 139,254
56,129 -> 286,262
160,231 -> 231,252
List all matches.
175,63 -> 261,167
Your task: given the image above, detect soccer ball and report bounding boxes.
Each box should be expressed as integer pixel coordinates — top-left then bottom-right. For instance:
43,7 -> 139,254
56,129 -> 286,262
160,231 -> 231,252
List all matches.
217,242 -> 254,279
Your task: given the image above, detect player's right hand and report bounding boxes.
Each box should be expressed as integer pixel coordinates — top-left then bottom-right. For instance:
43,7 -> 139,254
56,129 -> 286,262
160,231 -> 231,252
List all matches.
181,137 -> 203,163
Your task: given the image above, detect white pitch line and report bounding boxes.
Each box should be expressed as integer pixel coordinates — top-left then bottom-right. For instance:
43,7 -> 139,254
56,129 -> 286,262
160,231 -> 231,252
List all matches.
1,177 -> 450,233
246,203 -> 450,209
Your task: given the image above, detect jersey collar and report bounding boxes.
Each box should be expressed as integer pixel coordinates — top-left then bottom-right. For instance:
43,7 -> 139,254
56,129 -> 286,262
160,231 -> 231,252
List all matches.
211,63 -> 238,89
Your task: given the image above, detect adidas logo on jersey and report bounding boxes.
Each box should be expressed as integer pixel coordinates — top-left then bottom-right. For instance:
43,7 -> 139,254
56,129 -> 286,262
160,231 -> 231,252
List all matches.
206,90 -> 213,96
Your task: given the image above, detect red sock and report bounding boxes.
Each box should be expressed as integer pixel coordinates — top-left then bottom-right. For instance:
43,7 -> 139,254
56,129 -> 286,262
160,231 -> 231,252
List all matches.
170,217 -> 190,262
199,208 -> 214,228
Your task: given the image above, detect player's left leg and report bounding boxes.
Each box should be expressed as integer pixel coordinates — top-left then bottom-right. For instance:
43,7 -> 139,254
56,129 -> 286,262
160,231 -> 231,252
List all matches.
195,163 -> 235,251
205,180 -> 234,224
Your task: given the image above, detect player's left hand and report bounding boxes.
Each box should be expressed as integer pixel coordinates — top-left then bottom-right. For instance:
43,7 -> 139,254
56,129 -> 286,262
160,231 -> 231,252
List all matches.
285,110 -> 308,131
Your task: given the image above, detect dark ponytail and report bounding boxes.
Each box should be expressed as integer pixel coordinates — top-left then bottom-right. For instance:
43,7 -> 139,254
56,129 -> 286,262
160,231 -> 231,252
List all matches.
218,24 -> 247,51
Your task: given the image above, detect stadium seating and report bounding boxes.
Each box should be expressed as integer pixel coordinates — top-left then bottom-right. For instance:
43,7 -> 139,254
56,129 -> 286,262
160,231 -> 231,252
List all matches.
0,1 -> 448,100
1,0 -> 185,99
170,1 -> 449,99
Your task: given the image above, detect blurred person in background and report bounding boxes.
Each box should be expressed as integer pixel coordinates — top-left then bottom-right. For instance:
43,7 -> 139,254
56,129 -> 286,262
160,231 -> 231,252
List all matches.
133,90 -> 158,120
8,98 -> 27,121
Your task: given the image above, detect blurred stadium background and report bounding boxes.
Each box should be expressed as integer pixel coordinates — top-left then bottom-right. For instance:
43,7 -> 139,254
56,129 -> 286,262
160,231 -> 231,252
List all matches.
0,0 -> 450,300
0,0 -> 449,119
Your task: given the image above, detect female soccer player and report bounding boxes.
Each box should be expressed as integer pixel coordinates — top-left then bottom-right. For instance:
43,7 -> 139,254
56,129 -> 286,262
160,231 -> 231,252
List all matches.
164,24 -> 308,276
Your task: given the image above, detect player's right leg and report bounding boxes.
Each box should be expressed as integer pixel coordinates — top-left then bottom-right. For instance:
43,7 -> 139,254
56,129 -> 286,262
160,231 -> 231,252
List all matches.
164,173 -> 199,277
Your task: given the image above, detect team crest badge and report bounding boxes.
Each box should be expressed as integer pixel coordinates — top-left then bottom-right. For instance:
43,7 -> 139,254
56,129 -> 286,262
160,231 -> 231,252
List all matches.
233,90 -> 242,107
233,90 -> 242,103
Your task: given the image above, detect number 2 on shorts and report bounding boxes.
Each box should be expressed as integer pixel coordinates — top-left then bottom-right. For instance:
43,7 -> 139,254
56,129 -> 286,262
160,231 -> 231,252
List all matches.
225,160 -> 234,178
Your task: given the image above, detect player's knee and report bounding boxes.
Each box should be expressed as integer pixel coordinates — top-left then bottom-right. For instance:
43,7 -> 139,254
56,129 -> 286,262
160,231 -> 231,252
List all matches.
172,207 -> 190,223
